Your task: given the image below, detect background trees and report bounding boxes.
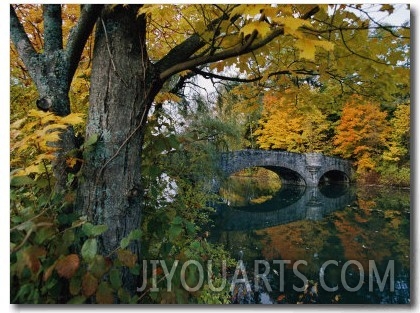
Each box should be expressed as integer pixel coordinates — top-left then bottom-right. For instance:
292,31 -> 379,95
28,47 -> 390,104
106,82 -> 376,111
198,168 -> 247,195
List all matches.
9,4 -> 410,303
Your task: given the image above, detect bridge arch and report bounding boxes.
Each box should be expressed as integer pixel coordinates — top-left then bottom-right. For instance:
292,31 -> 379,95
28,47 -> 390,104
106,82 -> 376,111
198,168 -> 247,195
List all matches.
319,170 -> 350,185
263,166 -> 305,186
218,150 -> 353,187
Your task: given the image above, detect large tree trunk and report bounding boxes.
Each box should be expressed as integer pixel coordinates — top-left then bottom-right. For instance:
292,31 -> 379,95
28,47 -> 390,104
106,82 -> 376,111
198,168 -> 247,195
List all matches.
76,5 -> 162,294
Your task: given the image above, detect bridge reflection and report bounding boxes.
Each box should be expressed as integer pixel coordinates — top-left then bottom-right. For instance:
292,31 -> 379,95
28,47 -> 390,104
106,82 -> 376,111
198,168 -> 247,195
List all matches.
214,184 -> 356,231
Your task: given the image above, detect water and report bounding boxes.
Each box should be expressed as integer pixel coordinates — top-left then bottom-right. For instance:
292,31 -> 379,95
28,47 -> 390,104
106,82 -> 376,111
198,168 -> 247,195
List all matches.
210,178 -> 410,304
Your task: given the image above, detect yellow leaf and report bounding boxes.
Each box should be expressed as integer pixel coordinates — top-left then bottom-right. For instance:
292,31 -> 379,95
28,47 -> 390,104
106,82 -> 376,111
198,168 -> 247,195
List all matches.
41,113 -> 58,125
272,17 -> 311,37
154,92 -> 181,104
314,40 -> 334,52
10,117 -> 27,130
179,70 -> 191,77
44,123 -> 68,131
295,38 -> 334,61
240,21 -> 271,38
66,157 -> 81,168
22,164 -> 43,175
295,39 -> 316,61
380,4 -> 394,15
230,4 -> 267,19
43,132 -> 62,143
35,153 -> 56,163
60,113 -> 85,125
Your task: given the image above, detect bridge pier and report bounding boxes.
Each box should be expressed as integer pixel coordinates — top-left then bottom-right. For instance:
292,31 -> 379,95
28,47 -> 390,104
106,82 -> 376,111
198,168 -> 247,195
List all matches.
305,153 -> 323,187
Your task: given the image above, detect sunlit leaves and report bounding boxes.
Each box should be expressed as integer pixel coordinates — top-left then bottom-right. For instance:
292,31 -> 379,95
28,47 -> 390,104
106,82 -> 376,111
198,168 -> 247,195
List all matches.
334,96 -> 391,174
255,92 -> 331,152
11,110 -> 85,178
240,21 -> 270,39
383,103 -> 410,163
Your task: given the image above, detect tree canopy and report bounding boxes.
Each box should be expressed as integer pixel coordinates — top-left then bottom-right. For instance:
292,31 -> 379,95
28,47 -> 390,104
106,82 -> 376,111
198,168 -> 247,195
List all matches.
9,3 -> 410,304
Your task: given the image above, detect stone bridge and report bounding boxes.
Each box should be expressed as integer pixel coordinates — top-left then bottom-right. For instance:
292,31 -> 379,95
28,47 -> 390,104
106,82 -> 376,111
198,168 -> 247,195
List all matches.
218,150 -> 353,187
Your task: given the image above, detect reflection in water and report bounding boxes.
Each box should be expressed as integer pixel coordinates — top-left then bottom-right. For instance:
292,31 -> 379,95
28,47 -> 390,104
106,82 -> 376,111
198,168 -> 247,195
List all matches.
215,185 -> 356,231
210,183 -> 410,304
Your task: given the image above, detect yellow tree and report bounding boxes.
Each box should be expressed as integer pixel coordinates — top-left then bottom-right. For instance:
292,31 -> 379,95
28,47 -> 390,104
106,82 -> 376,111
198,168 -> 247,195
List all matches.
334,96 -> 391,174
255,91 -> 331,152
383,103 -> 410,164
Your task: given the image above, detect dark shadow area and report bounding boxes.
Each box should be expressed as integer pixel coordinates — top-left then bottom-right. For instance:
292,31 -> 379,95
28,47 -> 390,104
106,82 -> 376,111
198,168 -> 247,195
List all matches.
319,170 -> 349,185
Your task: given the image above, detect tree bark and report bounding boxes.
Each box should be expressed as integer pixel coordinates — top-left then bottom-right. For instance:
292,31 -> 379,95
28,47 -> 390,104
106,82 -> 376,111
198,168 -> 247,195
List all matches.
10,4 -> 103,191
76,5 -> 162,294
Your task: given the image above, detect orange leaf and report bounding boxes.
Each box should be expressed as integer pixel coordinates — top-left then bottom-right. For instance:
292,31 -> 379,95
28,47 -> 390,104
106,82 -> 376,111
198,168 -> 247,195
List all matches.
117,249 -> 137,268
82,272 -> 99,297
55,254 -> 80,279
23,246 -> 46,274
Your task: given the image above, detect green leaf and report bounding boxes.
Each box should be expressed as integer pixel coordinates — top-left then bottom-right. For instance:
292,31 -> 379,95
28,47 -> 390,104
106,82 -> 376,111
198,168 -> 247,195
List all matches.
110,269 -> 122,290
162,242 -> 173,257
82,223 -> 108,237
190,240 -> 201,251
168,224 -> 183,239
129,229 -> 142,240
118,288 -> 131,303
96,282 -> 114,304
10,175 -> 35,186
130,263 -> 140,276
185,221 -> 196,236
90,255 -> 110,279
120,237 -> 130,249
67,296 -> 87,304
91,225 -> 108,236
172,216 -> 183,225
69,275 -> 82,296
81,222 -> 94,236
81,238 -> 97,262
83,133 -> 99,148
167,134 -> 179,149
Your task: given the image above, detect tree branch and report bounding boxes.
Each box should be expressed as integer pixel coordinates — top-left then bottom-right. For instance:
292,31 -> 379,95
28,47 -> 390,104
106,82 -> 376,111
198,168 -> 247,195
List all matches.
192,67 -> 318,84
159,28 -> 263,80
158,5 -> 320,81
43,4 -> 63,52
10,5 -> 38,77
155,5 -> 238,77
339,29 -> 389,65
66,4 -> 104,82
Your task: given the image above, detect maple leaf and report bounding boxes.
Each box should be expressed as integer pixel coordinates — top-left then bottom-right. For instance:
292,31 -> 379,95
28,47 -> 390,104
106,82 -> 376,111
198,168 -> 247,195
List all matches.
240,21 -> 271,38
380,4 -> 395,15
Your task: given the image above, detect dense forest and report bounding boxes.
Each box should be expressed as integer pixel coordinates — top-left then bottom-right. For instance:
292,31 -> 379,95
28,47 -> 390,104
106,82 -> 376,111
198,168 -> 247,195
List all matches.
10,4 -> 409,303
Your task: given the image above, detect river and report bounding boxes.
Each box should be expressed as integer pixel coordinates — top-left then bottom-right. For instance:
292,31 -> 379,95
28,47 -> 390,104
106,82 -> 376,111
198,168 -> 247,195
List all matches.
210,171 -> 410,304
